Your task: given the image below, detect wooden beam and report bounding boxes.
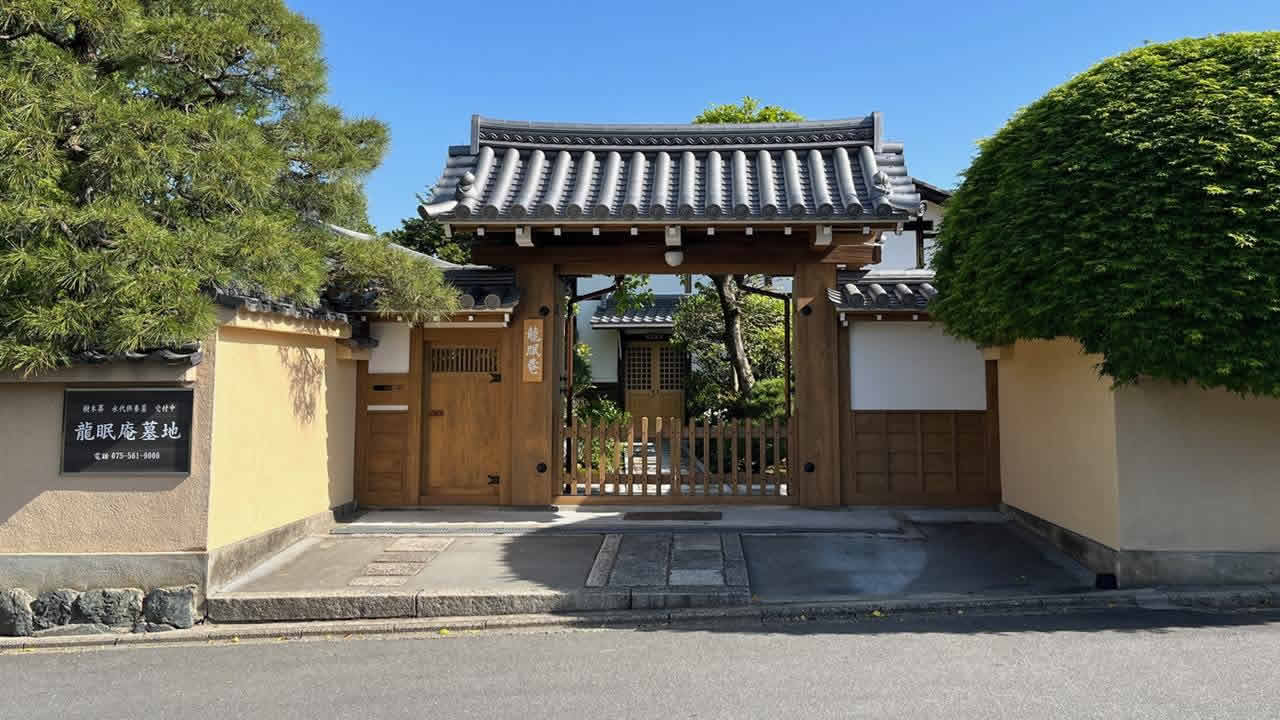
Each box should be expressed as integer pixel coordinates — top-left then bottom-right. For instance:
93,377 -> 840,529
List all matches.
472,234 -> 878,273
405,326 -> 425,505
813,224 -> 833,247
515,225 -> 533,247
793,262 -> 842,506
506,263 -> 558,506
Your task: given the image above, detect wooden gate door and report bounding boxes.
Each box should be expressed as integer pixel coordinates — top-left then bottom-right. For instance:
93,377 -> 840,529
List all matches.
422,332 -> 507,504
624,342 -> 684,424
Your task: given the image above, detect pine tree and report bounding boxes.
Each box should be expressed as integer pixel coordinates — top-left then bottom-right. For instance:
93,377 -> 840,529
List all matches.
0,1 -> 457,374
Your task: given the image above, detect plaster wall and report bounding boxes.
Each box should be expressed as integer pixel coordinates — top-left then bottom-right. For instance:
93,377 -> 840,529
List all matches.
998,338 -> 1120,549
849,322 -> 986,410
0,360 -> 214,554
1114,382 -> 1280,552
576,299 -> 620,382
205,326 -> 356,550
368,321 -> 411,375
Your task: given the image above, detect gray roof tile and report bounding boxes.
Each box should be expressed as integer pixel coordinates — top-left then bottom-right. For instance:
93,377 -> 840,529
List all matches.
420,115 -> 923,224
828,269 -> 937,313
591,294 -> 683,328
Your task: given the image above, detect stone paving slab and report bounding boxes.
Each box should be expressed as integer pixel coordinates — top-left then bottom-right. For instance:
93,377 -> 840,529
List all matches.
373,551 -> 438,564
673,534 -> 722,551
348,577 -> 408,587
361,563 -> 425,577
669,568 -> 725,586
386,537 -> 454,553
609,534 -> 671,586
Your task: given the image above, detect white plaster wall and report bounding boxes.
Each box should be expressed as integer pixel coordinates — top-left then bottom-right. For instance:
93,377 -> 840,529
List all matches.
850,322 -> 986,410
874,202 -> 944,270
368,321 -> 411,374
575,299 -> 619,382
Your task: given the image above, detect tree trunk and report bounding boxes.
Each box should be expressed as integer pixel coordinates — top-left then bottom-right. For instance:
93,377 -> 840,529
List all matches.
711,273 -> 755,395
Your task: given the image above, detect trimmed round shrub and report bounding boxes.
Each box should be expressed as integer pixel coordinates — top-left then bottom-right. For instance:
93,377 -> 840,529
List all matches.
932,33 -> 1280,396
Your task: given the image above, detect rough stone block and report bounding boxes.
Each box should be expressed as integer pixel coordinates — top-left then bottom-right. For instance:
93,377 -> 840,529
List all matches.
144,585 -> 197,630
32,589 -> 79,631
74,588 -> 144,627
0,589 -> 35,637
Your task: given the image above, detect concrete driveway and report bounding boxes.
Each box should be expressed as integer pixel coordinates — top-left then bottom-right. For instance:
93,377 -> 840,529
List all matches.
743,521 -> 1095,602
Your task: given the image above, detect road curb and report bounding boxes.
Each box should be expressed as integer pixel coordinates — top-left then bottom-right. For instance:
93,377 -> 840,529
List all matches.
3,585 -> 1276,651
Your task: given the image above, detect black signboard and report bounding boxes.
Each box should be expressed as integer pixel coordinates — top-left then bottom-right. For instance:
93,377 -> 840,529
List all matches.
62,388 -> 194,475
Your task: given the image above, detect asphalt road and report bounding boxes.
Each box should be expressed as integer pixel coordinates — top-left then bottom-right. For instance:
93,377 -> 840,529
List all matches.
4,610 -> 1279,719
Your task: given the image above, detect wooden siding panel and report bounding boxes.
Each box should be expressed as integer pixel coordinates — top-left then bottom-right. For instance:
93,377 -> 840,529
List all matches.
845,410 -> 1000,506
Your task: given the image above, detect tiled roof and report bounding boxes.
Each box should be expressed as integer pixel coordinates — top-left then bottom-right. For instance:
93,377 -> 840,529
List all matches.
215,288 -> 349,323
73,343 -> 204,366
446,269 -> 521,310
419,115 -> 923,224
591,294 -> 684,328
827,269 -> 937,313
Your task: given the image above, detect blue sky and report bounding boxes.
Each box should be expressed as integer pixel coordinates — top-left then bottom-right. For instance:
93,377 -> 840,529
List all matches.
289,0 -> 1277,232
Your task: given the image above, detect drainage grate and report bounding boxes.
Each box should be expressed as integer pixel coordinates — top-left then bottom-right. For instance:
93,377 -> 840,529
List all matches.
622,511 -> 723,522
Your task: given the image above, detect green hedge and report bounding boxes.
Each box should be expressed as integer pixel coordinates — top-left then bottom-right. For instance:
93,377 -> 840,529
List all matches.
933,33 -> 1280,396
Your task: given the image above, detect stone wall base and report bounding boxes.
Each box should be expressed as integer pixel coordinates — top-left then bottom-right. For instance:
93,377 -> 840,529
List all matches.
0,553 -> 207,599
1005,503 -> 1280,587
0,500 -> 357,604
207,501 -> 356,591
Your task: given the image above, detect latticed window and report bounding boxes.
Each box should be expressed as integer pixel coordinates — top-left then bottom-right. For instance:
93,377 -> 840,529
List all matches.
431,347 -> 499,374
659,347 -> 685,391
625,346 -> 652,390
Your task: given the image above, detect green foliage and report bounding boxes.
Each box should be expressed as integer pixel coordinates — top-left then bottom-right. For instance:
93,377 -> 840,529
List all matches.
571,394 -> 631,471
384,193 -> 471,264
693,97 -> 805,124
571,341 -> 594,399
741,376 -> 787,420
932,33 -> 1280,396
608,274 -> 655,315
0,1 -> 456,374
672,279 -> 786,418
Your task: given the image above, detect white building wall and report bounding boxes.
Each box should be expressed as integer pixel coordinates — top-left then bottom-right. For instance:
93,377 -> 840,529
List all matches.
850,322 -> 986,410
575,299 -> 620,382
368,321 -> 410,374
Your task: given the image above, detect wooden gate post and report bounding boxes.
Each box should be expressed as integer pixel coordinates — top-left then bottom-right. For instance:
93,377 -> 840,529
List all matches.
793,262 -> 842,506
506,263 -> 560,506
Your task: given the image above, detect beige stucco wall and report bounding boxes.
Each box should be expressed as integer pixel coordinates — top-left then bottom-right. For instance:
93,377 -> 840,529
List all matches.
1114,382 -> 1280,553
0,356 -> 215,554
998,338 -> 1120,549
205,325 -> 356,550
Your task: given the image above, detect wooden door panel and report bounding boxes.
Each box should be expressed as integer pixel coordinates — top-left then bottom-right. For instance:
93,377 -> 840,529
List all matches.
624,342 -> 684,424
424,341 -> 505,502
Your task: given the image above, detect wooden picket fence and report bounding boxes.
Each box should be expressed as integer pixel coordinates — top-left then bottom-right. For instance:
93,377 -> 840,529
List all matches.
561,417 -> 792,500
